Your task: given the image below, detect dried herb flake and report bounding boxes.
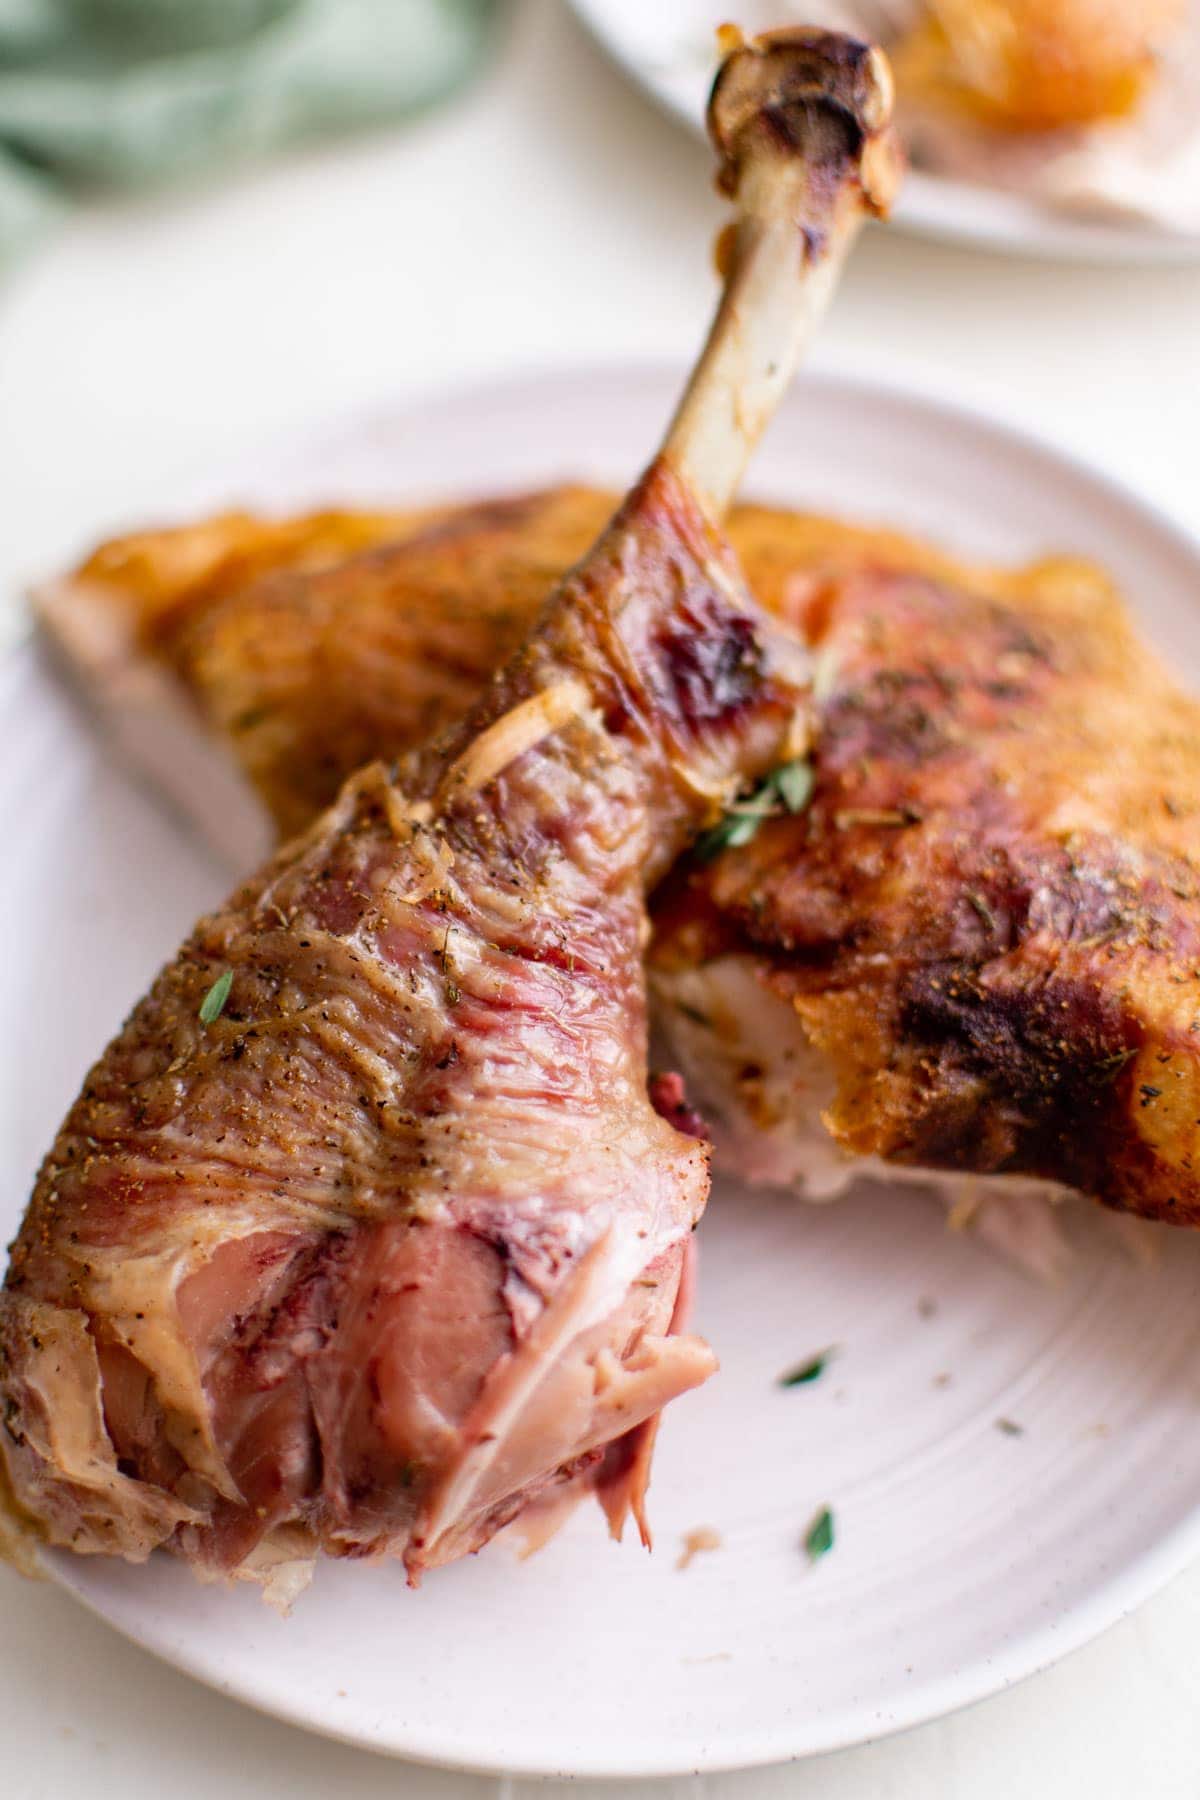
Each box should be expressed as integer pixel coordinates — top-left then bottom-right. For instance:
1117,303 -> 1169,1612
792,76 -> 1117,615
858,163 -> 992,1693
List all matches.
966,890 -> 997,932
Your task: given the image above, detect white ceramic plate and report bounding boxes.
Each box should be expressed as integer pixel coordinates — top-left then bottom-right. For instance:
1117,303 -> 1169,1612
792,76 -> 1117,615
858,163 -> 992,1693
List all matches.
7,366 -> 1200,1779
569,0 -> 1200,265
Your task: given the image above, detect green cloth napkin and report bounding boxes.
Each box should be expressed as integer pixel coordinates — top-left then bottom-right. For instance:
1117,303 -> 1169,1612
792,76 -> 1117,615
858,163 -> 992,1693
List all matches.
0,0 -> 497,262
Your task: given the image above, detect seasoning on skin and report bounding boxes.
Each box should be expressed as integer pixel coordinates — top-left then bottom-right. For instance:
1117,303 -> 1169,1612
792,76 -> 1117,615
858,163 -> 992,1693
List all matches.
966,889 -> 997,931
833,805 -> 922,830
1098,1048 -> 1136,1083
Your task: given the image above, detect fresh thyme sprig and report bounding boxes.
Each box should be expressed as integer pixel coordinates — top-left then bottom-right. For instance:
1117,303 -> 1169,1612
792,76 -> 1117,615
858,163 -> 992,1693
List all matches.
696,757 -> 815,862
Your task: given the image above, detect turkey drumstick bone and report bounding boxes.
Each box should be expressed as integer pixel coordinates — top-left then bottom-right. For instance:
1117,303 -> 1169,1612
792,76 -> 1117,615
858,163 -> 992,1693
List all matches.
0,30 -> 900,1594
666,29 -> 899,520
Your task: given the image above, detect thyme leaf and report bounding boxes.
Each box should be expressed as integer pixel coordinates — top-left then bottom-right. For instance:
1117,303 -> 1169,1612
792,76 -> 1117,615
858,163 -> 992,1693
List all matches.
779,1347 -> 835,1388
804,1505 -> 835,1562
696,758 -> 815,862
774,758 -> 815,815
198,969 -> 233,1026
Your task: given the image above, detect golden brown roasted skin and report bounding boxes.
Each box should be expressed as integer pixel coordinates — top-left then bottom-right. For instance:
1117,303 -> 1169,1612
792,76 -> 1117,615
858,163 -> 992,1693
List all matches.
49,488 -> 976,837
42,487 -> 1200,1226
655,556 -> 1200,1226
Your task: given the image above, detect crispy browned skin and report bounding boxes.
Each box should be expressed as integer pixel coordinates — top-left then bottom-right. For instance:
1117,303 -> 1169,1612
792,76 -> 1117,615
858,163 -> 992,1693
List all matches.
76,506 -> 424,650
656,557 -> 1200,1225
44,484 -> 1200,1230
57,488 -> 974,836
174,491 -> 615,838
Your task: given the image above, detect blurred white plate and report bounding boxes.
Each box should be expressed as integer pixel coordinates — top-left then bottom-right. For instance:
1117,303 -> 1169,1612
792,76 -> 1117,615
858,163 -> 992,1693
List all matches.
570,0 -> 1200,265
8,366 -> 1200,1778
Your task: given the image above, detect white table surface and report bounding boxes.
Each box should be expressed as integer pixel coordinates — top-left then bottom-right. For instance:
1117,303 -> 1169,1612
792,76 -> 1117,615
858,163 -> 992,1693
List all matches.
3,3 -> 1200,1794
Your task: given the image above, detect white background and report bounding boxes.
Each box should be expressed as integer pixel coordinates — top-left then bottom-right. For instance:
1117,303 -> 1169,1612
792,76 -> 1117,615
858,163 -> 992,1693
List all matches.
3,2 -> 1200,1794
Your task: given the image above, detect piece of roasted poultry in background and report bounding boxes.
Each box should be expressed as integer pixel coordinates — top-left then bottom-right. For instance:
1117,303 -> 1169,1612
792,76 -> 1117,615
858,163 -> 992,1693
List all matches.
0,30 -> 902,1596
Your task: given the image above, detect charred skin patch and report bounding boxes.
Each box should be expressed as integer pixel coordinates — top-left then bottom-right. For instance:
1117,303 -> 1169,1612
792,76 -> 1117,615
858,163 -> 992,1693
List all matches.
578,460 -> 783,763
897,964 -> 1139,1154
652,599 -> 764,734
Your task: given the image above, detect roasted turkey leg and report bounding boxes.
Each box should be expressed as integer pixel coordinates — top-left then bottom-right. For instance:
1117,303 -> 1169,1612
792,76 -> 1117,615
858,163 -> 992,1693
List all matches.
0,31 -> 901,1595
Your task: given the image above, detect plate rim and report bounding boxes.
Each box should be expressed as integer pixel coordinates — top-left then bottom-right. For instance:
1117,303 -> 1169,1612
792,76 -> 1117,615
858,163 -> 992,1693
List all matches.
18,359 -> 1200,1778
40,1495 -> 1200,1779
